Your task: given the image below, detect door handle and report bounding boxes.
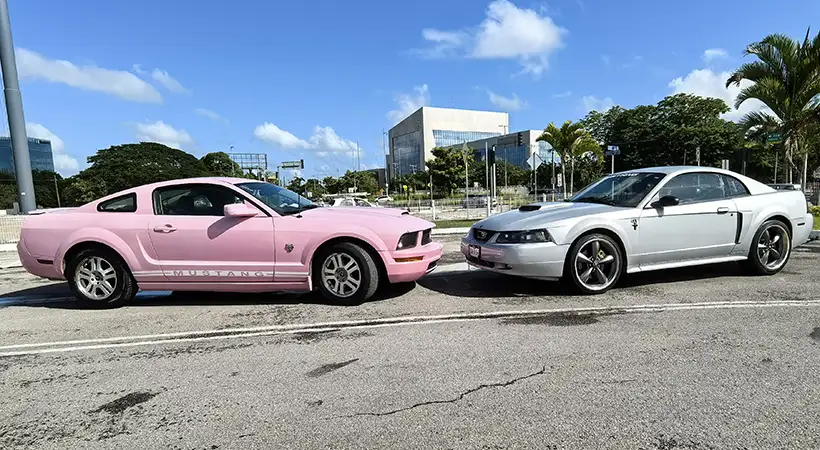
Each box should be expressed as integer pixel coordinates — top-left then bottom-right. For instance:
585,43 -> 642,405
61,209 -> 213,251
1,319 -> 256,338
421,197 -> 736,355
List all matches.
153,224 -> 177,233
717,207 -> 730,214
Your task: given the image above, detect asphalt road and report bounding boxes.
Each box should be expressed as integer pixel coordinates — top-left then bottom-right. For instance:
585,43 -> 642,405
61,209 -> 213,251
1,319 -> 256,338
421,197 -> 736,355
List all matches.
2,236 -> 820,449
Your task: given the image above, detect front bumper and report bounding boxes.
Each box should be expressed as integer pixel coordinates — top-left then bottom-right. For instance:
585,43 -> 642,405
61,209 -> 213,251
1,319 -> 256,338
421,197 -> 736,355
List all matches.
460,233 -> 569,280
385,242 -> 443,283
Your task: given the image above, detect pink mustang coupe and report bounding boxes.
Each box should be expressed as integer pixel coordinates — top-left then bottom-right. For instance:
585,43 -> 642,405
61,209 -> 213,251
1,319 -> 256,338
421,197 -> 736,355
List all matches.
17,177 -> 442,307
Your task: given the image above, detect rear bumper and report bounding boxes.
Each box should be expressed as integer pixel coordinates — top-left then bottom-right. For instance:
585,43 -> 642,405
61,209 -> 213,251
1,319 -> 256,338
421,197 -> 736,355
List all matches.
385,242 -> 443,283
18,238 -> 64,280
793,213 -> 814,247
461,235 -> 569,280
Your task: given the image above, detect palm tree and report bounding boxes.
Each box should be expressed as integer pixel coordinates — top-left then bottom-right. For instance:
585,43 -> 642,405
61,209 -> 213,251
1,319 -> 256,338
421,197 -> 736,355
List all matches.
726,28 -> 820,187
743,114 -> 782,182
536,120 -> 586,195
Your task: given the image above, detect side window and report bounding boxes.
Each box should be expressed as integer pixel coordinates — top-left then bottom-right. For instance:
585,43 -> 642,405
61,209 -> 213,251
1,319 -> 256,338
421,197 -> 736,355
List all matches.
341,198 -> 355,207
355,199 -> 372,207
659,172 -> 728,205
723,175 -> 750,197
154,184 -> 244,216
97,193 -> 137,212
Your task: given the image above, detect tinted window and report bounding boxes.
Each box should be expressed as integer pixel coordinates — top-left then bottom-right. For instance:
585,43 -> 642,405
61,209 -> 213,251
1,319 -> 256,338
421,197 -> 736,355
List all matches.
236,182 -> 315,216
723,175 -> 750,197
154,184 -> 244,216
97,193 -> 137,213
659,172 -> 727,204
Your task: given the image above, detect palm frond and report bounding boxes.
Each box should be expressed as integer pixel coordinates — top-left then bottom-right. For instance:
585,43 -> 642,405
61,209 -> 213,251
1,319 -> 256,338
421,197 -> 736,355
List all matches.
735,78 -> 787,115
738,110 -> 780,133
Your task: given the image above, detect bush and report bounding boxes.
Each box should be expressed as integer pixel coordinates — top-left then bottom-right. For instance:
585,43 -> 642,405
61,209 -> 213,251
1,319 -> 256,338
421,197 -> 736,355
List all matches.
809,206 -> 820,217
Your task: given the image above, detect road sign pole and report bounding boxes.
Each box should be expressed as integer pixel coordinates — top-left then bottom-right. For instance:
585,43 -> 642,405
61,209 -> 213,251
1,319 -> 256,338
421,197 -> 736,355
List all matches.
611,154 -> 614,174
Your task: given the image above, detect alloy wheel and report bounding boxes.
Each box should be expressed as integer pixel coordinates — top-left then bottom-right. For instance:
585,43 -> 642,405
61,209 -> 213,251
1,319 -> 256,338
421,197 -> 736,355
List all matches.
574,238 -> 620,292
74,256 -> 118,301
757,223 -> 790,270
321,252 -> 362,299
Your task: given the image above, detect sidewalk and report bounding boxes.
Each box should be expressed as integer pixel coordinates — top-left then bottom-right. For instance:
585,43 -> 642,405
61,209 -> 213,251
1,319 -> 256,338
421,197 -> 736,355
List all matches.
0,250 -> 20,268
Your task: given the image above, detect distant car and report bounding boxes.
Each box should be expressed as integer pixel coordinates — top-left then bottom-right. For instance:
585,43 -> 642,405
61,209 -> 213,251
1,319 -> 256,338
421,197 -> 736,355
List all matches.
462,194 -> 498,209
328,197 -> 379,208
375,195 -> 394,204
768,183 -> 801,191
462,166 -> 813,294
17,178 -> 442,307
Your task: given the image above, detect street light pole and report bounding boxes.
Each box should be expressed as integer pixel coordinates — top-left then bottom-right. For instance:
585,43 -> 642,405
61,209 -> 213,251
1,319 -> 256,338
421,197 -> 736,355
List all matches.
0,0 -> 35,213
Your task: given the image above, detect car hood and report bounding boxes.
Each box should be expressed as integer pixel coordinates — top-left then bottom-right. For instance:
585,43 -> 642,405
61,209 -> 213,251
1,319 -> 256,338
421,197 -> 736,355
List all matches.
298,206 -> 432,230
474,202 -> 624,231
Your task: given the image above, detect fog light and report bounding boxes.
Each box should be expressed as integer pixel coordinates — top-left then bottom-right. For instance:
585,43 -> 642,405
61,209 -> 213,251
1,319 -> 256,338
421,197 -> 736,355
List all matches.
395,256 -> 424,263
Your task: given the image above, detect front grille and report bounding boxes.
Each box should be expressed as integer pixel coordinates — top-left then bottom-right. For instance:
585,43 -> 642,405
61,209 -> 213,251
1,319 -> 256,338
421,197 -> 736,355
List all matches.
421,229 -> 432,245
472,228 -> 495,243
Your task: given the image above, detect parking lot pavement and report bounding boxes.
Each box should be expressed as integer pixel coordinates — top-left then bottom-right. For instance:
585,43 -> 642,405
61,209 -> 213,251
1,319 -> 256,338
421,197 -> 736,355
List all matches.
2,235 -> 820,346
2,301 -> 820,449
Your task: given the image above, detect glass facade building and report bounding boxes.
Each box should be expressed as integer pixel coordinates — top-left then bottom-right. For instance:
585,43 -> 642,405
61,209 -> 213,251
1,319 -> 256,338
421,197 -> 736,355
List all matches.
0,137 -> 55,174
432,130 -> 501,148
472,141 -> 559,168
392,130 -> 423,176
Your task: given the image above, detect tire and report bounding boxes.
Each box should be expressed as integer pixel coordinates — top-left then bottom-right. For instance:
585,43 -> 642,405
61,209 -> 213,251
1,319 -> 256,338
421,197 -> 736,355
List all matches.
65,247 -> 138,309
745,219 -> 791,275
564,233 -> 624,295
314,242 -> 379,305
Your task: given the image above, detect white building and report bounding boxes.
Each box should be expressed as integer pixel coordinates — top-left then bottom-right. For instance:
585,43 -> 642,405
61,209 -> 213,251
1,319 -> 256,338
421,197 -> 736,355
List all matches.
386,106 -> 509,178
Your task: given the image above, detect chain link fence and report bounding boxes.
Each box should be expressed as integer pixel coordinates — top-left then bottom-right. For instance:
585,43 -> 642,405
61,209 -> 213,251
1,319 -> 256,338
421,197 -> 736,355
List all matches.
0,214 -> 23,245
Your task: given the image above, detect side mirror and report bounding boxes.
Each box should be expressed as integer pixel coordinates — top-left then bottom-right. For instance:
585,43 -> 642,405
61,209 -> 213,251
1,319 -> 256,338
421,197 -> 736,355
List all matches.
650,195 -> 680,209
224,203 -> 259,217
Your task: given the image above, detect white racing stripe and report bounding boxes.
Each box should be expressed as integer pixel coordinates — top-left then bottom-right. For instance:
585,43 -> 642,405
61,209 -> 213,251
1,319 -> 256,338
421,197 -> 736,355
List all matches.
2,299 -> 820,357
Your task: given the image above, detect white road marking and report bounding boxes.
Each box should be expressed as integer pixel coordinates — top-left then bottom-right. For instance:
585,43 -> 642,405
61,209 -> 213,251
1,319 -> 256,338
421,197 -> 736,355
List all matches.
2,299 -> 820,357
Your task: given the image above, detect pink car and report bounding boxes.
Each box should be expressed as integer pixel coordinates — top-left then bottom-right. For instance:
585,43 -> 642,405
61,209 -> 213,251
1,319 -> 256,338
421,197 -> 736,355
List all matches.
17,177 -> 442,307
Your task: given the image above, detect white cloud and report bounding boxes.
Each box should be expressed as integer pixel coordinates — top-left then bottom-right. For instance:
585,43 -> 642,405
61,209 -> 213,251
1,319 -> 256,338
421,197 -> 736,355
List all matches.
553,91 -> 572,98
255,123 -> 360,158
25,123 -> 79,174
134,121 -> 193,150
703,48 -> 728,62
487,90 -> 525,111
151,68 -> 190,94
16,48 -> 162,103
194,108 -> 227,123
581,95 -> 615,113
387,84 -> 430,124
132,64 -> 146,75
417,0 -> 566,77
669,68 -> 767,121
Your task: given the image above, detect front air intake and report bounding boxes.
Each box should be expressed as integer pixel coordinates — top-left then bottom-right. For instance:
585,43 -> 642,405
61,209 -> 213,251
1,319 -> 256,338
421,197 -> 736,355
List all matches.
518,204 -> 542,212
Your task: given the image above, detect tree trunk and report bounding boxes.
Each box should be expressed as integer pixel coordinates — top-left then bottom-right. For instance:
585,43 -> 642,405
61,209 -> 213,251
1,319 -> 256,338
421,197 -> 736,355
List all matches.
570,156 -> 575,195
561,153 -> 567,198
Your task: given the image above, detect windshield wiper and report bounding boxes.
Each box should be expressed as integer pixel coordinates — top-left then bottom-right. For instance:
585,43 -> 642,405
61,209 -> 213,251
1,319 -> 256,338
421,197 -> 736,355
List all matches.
573,196 -> 617,206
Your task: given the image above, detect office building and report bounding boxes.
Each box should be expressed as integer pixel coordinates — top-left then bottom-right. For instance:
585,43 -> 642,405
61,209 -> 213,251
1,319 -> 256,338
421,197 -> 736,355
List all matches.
447,130 -> 560,168
0,137 -> 55,174
363,168 -> 387,190
386,106 -> 509,178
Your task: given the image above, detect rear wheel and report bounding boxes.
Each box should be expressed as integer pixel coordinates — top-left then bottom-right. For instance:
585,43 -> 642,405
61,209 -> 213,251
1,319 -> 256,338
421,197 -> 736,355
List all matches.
564,233 -> 623,295
745,219 -> 791,275
66,248 -> 137,308
314,242 -> 379,305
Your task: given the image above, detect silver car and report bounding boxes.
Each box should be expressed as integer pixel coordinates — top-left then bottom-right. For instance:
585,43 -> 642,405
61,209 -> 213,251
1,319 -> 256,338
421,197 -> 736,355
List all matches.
461,166 -> 814,294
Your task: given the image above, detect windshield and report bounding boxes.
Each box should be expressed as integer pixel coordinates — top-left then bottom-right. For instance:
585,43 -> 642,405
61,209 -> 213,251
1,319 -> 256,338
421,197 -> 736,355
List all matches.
236,182 -> 317,216
568,172 -> 667,208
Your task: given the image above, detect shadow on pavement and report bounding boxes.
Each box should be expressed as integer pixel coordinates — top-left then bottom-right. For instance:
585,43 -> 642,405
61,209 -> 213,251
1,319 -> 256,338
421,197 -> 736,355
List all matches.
419,262 -> 749,298
0,281 -> 416,309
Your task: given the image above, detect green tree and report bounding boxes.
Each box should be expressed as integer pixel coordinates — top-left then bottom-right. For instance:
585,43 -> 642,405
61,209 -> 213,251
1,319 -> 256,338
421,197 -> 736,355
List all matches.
339,170 -> 378,194
726,29 -> 820,187
61,142 -> 210,205
426,146 -> 471,195
303,178 -> 327,199
200,152 -> 241,176
323,176 -> 343,195
287,176 -> 306,195
536,120 -> 587,194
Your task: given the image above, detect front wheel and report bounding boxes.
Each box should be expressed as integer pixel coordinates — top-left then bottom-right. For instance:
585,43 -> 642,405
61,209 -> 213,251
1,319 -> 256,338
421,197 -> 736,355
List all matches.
314,242 -> 379,305
745,219 -> 791,275
65,248 -> 138,308
564,233 -> 623,295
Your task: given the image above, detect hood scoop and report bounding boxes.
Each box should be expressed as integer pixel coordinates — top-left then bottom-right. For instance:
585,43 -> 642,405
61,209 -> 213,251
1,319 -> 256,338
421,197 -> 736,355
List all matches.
518,204 -> 543,212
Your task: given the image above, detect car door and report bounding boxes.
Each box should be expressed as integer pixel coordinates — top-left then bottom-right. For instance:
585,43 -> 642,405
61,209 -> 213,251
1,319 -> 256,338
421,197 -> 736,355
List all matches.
147,183 -> 275,283
636,172 -> 739,267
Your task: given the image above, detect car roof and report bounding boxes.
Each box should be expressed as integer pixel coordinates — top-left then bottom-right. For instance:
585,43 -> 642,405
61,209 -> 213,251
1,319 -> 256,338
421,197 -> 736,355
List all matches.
615,165 -> 774,194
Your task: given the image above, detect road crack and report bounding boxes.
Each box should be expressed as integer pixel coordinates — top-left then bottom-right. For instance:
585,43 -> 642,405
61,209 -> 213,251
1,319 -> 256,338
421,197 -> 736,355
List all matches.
343,365 -> 547,418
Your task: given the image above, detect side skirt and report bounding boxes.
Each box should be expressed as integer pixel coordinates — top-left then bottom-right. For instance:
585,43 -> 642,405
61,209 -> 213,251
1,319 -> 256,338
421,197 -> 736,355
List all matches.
137,281 -> 311,293
627,255 -> 747,274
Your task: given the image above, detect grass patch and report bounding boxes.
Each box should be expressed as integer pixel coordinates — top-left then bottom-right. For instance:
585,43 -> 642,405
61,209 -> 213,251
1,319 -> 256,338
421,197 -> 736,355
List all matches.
434,220 -> 478,229
814,215 -> 820,230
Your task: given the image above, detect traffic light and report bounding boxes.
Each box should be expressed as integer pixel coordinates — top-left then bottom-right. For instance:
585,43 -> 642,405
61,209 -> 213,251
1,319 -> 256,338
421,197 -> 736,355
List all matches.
516,133 -> 524,147
488,146 -> 496,166
300,159 -> 304,169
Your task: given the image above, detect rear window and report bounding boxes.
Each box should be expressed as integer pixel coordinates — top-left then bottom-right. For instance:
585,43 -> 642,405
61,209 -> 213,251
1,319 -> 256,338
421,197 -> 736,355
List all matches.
97,193 -> 137,213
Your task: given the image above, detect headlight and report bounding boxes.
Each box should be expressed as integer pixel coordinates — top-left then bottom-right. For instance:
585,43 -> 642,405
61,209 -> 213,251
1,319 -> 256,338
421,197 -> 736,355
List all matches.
396,232 -> 418,250
496,229 -> 553,244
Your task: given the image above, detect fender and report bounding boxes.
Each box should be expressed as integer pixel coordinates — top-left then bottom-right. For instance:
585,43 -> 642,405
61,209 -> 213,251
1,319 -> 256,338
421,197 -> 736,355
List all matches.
300,225 -> 390,268
563,217 -> 634,256
56,227 -> 141,274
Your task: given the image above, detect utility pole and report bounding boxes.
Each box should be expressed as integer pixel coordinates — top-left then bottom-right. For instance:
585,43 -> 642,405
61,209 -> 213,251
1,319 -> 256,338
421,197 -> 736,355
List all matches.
0,0 -> 35,213
53,175 -> 61,207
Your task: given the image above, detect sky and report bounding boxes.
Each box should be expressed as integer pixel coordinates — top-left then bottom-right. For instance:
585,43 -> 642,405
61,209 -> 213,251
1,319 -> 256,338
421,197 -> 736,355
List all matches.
4,0 -> 818,180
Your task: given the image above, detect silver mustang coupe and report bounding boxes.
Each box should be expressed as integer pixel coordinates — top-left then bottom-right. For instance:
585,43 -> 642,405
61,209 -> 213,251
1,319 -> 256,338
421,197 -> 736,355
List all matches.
461,166 -> 814,294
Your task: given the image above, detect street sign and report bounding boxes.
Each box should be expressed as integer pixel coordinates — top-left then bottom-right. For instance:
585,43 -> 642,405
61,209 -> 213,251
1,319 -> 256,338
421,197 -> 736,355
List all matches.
281,159 -> 304,169
767,133 -> 782,143
526,152 -> 543,170
605,145 -> 620,156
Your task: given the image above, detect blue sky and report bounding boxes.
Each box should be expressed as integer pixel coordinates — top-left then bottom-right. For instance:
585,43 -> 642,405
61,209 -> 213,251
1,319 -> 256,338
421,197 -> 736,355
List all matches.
5,0 -> 818,179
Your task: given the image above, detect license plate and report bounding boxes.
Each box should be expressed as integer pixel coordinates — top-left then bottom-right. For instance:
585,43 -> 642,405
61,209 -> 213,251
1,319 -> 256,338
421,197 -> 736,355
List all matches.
468,245 -> 481,258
